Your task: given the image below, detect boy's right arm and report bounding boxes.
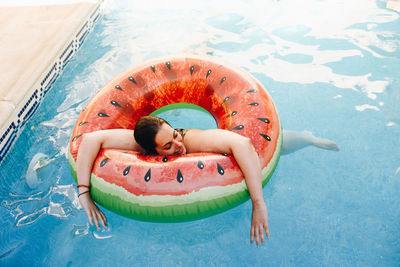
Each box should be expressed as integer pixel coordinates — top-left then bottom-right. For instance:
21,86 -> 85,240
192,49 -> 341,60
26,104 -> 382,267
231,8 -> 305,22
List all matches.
76,129 -> 138,229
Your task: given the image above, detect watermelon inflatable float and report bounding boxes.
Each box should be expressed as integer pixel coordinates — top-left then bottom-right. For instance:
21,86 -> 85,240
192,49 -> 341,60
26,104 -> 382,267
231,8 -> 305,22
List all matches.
69,55 -> 282,222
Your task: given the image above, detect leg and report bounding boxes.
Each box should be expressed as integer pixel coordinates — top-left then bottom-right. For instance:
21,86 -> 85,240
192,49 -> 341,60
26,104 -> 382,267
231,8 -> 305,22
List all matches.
281,130 -> 339,155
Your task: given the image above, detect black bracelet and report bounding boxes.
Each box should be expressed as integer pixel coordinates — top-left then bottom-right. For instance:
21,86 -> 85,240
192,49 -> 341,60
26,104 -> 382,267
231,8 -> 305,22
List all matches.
78,190 -> 90,198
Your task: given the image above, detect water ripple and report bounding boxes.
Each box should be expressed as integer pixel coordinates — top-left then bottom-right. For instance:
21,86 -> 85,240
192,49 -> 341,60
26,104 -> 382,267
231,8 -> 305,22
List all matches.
2,184 -> 80,227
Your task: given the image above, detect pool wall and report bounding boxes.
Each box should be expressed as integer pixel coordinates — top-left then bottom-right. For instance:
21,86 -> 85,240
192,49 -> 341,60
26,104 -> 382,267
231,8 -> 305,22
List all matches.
0,1 -> 103,163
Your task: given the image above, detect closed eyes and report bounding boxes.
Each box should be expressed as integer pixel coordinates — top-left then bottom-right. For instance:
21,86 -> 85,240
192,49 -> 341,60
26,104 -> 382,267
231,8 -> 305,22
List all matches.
164,143 -> 172,150
163,130 -> 178,150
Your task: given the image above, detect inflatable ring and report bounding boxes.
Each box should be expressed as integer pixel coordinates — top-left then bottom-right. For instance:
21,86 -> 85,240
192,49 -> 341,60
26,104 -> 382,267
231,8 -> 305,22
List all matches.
69,55 -> 282,222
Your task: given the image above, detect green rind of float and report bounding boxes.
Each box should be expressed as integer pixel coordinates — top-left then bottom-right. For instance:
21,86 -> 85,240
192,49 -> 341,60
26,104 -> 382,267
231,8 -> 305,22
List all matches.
68,127 -> 281,222
69,153 -> 247,222
150,103 -> 213,117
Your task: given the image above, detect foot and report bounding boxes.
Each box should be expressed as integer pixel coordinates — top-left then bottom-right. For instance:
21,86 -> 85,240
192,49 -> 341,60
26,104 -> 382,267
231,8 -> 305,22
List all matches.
282,130 -> 339,155
312,136 -> 340,151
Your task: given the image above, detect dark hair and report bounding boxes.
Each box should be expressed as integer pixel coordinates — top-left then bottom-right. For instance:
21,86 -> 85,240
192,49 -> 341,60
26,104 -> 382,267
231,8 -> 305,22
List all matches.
134,116 -> 170,154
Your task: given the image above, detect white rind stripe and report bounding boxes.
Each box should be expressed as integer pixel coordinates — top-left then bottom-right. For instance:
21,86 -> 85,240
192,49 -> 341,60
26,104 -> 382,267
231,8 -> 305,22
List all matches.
92,174 -> 248,207
68,127 -> 282,208
70,129 -> 282,207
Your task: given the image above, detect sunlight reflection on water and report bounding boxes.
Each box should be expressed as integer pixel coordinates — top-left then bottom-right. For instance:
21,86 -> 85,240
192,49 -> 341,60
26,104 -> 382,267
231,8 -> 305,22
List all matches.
1,0 -> 399,265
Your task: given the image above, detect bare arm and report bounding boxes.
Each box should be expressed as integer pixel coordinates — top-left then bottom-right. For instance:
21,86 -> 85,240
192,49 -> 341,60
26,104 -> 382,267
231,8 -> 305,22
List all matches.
76,129 -> 139,229
230,136 -> 270,246
185,129 -> 269,245
76,129 -> 139,187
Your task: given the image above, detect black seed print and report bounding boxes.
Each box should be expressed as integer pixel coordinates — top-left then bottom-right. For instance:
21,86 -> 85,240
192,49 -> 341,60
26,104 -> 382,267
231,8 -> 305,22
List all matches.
166,61 -> 171,70
231,111 -> 237,116
217,163 -> 224,175
197,160 -> 204,169
222,96 -> 230,103
115,85 -> 123,90
232,125 -> 244,130
78,121 -> 88,126
190,66 -> 194,75
177,169 -> 183,183
162,156 -> 168,162
249,102 -> 259,106
144,169 -> 151,182
221,153 -> 228,157
260,133 -> 271,141
257,118 -> 270,123
128,77 -> 137,84
111,100 -> 121,107
206,69 -> 212,78
247,89 -> 257,93
150,65 -> 155,72
72,134 -> 82,142
219,77 -> 226,85
123,166 -> 131,176
98,112 -> 109,117
100,158 -> 108,167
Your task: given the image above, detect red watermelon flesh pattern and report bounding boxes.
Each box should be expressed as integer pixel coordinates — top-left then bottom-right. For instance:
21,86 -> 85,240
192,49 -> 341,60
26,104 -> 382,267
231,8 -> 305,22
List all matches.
70,57 -> 280,197
93,149 -> 242,196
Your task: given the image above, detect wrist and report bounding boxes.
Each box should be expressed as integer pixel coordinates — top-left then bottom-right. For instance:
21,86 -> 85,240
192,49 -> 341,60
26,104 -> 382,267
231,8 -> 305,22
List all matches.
78,190 -> 90,198
252,198 -> 265,207
77,184 -> 90,193
79,188 -> 89,193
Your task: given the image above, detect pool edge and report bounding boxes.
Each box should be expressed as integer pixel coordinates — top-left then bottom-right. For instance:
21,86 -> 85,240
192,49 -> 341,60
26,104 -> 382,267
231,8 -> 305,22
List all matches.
0,0 -> 104,164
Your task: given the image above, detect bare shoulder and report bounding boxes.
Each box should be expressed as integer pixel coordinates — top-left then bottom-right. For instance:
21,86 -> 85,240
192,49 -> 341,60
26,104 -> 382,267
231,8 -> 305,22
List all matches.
185,129 -> 246,153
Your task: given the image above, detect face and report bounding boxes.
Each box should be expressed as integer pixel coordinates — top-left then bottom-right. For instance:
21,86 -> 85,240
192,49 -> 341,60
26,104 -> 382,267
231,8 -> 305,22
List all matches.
154,123 -> 187,155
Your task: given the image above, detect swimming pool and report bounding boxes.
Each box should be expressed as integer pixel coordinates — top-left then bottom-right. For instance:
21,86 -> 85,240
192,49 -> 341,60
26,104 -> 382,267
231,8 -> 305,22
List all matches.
1,0 -> 400,265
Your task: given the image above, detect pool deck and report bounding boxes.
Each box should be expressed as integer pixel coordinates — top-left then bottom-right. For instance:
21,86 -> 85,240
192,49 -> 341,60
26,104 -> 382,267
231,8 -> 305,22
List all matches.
0,1 -> 102,162
387,0 -> 400,12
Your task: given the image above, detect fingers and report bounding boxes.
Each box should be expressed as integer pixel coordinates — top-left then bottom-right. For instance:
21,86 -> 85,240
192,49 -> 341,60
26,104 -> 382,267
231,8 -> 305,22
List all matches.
260,226 -> 265,244
255,227 -> 260,246
97,210 -> 107,229
83,203 -> 107,230
251,225 -> 269,246
264,223 -> 270,238
91,208 -> 108,230
251,226 -> 261,246
91,209 -> 100,230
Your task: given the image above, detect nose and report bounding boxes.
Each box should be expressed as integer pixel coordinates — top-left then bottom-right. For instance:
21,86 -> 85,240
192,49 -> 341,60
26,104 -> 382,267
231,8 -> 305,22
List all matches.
173,139 -> 184,153
174,139 -> 182,148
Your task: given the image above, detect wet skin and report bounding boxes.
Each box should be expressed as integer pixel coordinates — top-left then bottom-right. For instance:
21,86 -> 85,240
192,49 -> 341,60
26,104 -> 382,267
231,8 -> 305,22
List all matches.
76,123 -> 339,246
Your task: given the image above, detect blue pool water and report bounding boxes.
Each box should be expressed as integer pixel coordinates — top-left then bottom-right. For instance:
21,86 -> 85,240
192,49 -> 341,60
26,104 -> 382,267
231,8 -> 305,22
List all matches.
1,0 -> 400,265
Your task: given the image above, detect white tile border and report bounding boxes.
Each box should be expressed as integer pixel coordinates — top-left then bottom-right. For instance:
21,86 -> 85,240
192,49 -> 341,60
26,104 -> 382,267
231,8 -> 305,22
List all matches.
0,0 -> 103,163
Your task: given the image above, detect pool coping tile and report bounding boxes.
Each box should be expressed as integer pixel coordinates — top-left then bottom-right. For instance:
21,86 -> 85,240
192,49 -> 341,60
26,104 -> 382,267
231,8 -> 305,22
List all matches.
0,1 -> 103,163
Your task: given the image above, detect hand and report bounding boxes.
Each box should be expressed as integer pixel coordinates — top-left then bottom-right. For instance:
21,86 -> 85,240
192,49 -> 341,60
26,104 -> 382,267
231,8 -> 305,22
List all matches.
250,200 -> 270,246
78,192 -> 107,230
